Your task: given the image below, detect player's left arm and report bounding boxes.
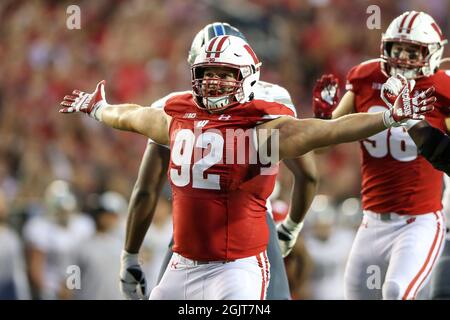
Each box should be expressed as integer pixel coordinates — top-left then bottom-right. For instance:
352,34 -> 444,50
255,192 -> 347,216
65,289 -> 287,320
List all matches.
270,113 -> 387,159
259,76 -> 435,159
407,120 -> 450,175
278,153 -> 318,257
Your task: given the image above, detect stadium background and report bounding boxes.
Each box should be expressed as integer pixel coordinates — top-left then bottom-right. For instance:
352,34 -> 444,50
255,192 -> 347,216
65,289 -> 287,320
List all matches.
0,0 -> 448,299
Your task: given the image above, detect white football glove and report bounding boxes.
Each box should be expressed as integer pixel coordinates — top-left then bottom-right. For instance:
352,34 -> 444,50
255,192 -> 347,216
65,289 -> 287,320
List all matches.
276,216 -> 304,258
119,250 -> 149,300
381,74 -> 415,104
380,74 -> 435,128
59,80 -> 108,121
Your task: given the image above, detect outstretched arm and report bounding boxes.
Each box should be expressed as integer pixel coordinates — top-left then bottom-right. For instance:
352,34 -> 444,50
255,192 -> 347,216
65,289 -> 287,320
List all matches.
101,104 -> 170,145
259,79 -> 435,160
60,81 -> 171,145
273,112 -> 387,159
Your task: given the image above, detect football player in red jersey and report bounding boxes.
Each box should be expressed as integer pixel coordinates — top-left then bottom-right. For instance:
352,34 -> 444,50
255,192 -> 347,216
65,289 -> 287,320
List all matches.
60,35 -> 433,299
118,22 -> 318,301
313,11 -> 448,300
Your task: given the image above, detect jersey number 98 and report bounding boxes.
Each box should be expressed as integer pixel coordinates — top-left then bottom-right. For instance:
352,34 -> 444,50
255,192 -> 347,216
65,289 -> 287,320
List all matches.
363,106 -> 418,162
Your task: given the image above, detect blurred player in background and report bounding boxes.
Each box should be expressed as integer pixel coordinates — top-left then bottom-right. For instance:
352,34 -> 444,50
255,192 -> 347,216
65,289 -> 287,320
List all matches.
70,191 -> 126,300
313,11 -> 448,300
304,199 -> 354,299
59,31 -> 432,299
22,180 -> 94,299
118,22 -> 318,300
0,191 -> 30,299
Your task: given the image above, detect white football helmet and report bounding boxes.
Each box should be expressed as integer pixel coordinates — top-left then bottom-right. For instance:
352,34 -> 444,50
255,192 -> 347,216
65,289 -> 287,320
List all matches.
187,22 -> 247,65
381,11 -> 447,79
191,35 -> 261,113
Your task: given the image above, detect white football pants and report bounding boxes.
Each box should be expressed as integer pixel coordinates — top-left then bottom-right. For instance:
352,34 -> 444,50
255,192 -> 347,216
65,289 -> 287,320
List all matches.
150,251 -> 270,300
344,210 -> 445,300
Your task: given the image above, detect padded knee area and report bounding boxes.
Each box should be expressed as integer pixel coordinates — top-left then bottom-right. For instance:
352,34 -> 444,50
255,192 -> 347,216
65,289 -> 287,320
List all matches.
382,280 -> 402,300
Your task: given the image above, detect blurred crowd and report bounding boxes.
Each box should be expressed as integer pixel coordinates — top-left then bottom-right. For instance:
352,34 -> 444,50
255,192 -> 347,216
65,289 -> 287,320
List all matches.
0,0 -> 448,299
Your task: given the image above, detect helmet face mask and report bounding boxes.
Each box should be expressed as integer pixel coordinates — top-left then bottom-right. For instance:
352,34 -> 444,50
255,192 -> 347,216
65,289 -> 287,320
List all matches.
380,11 -> 447,79
191,36 -> 261,113
382,41 -> 429,79
192,64 -> 242,113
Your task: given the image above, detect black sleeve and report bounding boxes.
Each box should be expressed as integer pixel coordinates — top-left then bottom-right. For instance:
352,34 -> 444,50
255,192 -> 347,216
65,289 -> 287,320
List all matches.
416,125 -> 450,175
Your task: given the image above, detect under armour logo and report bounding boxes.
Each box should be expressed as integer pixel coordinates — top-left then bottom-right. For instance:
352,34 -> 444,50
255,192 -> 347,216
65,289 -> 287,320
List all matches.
196,120 -> 209,128
170,261 -> 179,269
372,83 -> 383,90
218,114 -> 231,120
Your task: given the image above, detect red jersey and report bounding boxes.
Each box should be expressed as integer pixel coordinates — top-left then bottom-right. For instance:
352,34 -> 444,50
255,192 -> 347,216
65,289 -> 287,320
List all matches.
163,93 -> 295,260
346,59 -> 450,215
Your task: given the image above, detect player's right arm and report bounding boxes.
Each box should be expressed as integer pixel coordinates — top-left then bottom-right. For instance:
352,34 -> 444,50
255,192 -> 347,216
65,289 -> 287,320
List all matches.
332,91 -> 356,119
59,81 -> 171,145
125,144 -> 169,254
119,143 -> 170,300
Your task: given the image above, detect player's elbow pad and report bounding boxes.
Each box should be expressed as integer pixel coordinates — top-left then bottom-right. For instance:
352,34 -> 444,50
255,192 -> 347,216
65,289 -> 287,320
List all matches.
419,126 -> 450,175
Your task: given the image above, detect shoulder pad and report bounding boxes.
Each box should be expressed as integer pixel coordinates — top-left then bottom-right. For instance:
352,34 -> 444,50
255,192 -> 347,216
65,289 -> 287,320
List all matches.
346,59 -> 382,91
150,90 -> 191,109
254,81 -> 297,117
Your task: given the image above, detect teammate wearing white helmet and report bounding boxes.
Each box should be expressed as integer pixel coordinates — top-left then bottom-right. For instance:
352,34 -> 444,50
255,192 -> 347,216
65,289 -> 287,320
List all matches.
313,11 -> 449,300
